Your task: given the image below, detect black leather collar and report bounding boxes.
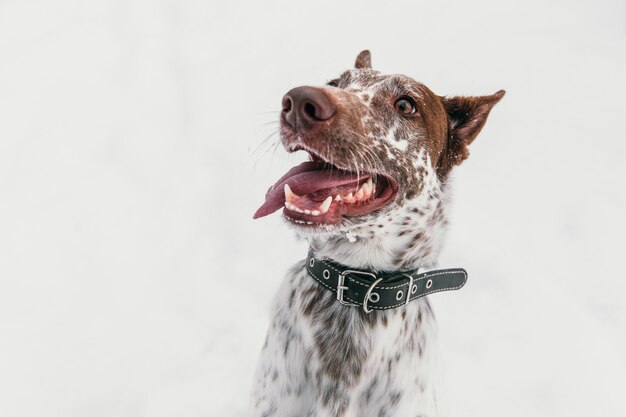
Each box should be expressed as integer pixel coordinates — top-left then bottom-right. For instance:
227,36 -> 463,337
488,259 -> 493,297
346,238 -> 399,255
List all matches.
305,250 -> 467,313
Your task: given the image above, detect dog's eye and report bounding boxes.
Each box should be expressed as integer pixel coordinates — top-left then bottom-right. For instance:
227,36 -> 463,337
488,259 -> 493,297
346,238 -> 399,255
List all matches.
394,97 -> 417,115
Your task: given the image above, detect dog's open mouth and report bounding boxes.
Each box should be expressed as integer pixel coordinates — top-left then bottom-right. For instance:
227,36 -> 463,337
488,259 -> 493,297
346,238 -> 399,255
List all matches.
253,159 -> 397,226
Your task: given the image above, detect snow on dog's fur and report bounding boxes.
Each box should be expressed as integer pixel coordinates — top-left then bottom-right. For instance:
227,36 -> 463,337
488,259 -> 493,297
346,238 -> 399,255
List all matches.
251,51 -> 504,417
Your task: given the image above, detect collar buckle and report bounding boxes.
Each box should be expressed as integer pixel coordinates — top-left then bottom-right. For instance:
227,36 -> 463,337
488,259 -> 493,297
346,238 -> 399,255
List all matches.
338,270 -> 378,310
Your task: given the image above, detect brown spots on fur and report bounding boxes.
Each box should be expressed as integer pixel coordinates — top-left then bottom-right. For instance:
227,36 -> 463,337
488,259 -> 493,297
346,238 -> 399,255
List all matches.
299,281 -> 405,414
389,226 -> 432,266
389,391 -> 403,407
383,230 -> 430,269
364,376 -> 379,402
392,250 -> 407,266
314,310 -> 366,380
288,288 -> 296,308
422,298 -> 434,320
301,287 -> 323,316
428,203 -> 445,227
309,290 -> 370,371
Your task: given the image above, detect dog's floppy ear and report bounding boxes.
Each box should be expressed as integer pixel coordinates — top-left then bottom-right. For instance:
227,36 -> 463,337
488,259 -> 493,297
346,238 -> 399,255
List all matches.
441,90 -> 505,165
354,50 -> 372,69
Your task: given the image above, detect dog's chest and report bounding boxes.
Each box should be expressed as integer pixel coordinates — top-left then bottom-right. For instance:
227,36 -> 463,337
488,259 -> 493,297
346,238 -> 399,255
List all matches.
252,263 -> 439,417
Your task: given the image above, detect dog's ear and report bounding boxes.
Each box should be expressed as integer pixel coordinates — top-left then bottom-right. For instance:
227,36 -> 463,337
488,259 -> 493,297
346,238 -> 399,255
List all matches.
354,50 -> 372,69
441,90 -> 505,164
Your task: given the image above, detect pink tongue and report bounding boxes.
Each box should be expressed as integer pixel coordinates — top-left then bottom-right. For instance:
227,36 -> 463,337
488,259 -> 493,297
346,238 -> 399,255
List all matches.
253,161 -> 366,219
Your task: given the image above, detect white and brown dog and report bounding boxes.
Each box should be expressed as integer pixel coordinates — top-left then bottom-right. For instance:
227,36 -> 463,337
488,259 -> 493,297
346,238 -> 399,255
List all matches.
251,51 -> 504,417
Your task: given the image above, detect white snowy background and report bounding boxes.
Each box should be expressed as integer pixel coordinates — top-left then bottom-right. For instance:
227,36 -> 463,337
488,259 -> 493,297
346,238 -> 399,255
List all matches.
1,0 -> 625,416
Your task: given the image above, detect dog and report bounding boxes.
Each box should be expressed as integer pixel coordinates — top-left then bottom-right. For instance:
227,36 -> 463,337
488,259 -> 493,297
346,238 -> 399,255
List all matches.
251,50 -> 504,417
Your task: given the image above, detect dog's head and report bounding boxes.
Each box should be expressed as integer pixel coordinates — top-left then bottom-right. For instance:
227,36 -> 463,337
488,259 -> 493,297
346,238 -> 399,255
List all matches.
254,51 -> 504,238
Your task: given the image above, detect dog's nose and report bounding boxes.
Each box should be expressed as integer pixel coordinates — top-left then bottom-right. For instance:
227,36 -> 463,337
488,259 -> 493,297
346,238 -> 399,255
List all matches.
282,86 -> 336,131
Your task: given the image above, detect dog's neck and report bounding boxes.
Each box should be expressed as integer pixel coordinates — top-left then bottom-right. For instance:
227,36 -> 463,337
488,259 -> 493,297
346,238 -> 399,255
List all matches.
308,181 -> 449,272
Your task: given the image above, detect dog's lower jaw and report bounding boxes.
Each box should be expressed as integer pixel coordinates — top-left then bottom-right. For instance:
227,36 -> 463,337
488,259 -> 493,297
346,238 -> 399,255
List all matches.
309,187 -> 449,273
250,263 -> 439,417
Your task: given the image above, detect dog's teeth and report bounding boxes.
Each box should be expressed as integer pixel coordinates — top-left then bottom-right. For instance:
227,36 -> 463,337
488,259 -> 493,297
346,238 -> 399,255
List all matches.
304,210 -> 311,215
306,221 -> 313,225
363,178 -> 374,197
356,189 -> 365,199
284,184 -> 298,202
347,193 -> 353,199
311,210 -> 320,216
285,199 -> 307,213
319,196 -> 333,214
334,194 -> 342,201
285,202 -> 299,212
